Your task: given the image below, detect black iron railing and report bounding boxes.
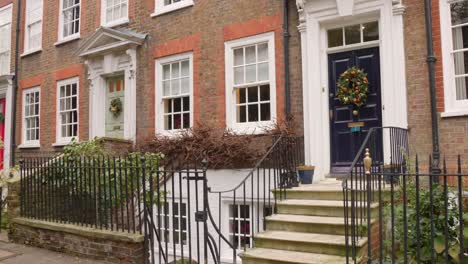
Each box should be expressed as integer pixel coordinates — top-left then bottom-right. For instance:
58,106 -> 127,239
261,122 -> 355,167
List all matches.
206,135 -> 304,263
18,135 -> 304,264
19,154 -> 150,234
343,127 -> 467,263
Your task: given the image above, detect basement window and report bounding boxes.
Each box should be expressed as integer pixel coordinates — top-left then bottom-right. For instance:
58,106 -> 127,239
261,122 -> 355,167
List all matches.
229,204 -> 252,249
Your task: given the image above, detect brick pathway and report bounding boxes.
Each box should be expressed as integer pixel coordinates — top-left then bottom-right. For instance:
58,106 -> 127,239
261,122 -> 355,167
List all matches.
0,234 -> 108,264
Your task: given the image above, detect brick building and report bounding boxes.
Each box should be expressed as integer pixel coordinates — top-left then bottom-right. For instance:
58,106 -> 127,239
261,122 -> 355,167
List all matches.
0,0 -> 466,182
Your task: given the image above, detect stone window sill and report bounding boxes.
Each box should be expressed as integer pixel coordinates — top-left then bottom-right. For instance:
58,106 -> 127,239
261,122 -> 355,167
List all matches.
441,110 -> 468,118
151,0 -> 194,17
20,49 -> 42,58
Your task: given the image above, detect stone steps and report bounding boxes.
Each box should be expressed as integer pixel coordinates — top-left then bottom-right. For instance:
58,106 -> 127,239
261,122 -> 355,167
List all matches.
240,180 -> 369,264
277,199 -> 379,217
254,230 -> 365,256
239,248 -> 346,264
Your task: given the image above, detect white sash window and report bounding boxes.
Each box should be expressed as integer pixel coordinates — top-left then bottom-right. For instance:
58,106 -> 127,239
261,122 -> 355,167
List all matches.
24,0 -> 43,54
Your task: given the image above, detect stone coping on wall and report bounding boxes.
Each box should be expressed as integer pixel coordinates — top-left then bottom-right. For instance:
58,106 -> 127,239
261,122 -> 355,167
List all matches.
12,217 -> 144,243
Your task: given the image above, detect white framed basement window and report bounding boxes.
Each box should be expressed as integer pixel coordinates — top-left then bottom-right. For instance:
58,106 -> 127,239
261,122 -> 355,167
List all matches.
101,0 -> 129,27
225,32 -> 277,134
152,0 -> 194,17
21,87 -> 41,147
56,77 -> 79,145
440,0 -> 468,117
155,52 -> 193,135
24,0 -> 43,55
157,201 -> 188,245
58,0 -> 81,43
228,204 -> 252,250
0,4 -> 12,75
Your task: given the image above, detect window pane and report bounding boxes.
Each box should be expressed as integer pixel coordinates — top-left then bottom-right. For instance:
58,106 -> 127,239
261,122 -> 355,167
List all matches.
234,48 -> 244,66
172,62 -> 180,78
236,88 -> 246,104
345,24 -> 361,45
234,67 -> 244,85
181,77 -> 190,94
163,81 -> 170,96
452,25 -> 468,50
164,99 -> 172,114
247,87 -> 258,102
260,103 -> 271,121
237,105 -> 246,123
363,22 -> 379,42
258,62 -> 269,81
453,51 -> 468,75
163,65 -> 171,80
245,65 -> 256,83
183,113 -> 190,128
164,115 -> 172,130
257,43 -> 268,62
173,114 -> 181,129
245,46 -> 256,64
248,104 -> 259,122
181,60 -> 189,77
174,98 -> 182,112
171,79 -> 180,95
455,76 -> 468,100
451,2 -> 468,26
183,96 -> 190,111
260,85 -> 270,101
328,28 -> 343,48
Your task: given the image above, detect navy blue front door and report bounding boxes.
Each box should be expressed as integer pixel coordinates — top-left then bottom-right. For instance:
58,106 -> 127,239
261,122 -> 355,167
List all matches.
328,47 -> 382,170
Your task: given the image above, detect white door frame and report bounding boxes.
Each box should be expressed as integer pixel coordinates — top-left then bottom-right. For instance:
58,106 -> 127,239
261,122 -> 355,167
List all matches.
85,49 -> 137,142
296,0 -> 408,180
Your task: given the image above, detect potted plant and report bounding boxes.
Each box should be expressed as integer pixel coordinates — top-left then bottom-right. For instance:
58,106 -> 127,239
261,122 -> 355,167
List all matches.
297,165 -> 315,184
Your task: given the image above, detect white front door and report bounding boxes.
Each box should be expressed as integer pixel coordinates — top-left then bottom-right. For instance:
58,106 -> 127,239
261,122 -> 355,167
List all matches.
105,76 -> 125,139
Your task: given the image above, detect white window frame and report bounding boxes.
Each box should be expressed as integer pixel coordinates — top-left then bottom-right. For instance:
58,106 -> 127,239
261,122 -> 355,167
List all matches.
0,4 -> 12,75
155,52 -> 194,136
55,77 -> 79,145
57,0 -> 81,43
156,200 -> 188,246
21,87 -> 40,148
152,0 -> 194,17
225,32 -> 277,134
440,0 -> 468,117
23,0 -> 43,55
228,203 -> 253,250
101,0 -> 129,28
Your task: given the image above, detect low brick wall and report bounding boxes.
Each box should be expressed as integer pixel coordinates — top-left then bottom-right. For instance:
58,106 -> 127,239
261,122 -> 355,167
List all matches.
9,218 -> 145,264
6,177 -> 145,264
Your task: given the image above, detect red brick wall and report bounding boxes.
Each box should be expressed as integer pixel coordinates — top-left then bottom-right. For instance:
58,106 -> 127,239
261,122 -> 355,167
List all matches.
12,0 -> 303,153
0,0 -> 12,8
404,0 -> 468,170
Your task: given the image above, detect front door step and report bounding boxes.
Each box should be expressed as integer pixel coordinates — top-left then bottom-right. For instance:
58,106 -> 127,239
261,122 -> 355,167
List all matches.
240,179 -> 372,264
239,248 -> 346,264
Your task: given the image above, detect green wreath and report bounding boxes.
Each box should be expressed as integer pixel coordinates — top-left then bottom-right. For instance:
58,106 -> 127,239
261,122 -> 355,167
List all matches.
0,113 -> 4,123
109,98 -> 123,117
336,66 -> 369,108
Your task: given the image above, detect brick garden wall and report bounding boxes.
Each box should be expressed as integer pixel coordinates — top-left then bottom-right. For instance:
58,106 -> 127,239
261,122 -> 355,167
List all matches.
12,0 -> 302,154
7,179 -> 145,264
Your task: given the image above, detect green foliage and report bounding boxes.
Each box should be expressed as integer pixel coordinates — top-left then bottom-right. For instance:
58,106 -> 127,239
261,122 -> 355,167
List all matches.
386,179 -> 461,263
42,138 -> 165,223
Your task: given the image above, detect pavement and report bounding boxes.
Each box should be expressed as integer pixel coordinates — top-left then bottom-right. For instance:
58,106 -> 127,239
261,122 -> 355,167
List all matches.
0,233 -> 107,264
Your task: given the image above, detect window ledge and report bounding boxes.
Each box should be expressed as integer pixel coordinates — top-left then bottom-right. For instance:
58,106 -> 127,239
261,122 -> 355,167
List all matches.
52,141 -> 75,147
20,49 -> 42,58
102,18 -> 129,28
227,122 -> 274,135
151,0 -> 194,17
18,143 -> 40,149
441,109 -> 468,118
54,35 -> 80,47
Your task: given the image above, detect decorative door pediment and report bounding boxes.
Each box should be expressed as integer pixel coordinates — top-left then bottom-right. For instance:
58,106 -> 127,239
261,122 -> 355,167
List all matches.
77,27 -> 146,58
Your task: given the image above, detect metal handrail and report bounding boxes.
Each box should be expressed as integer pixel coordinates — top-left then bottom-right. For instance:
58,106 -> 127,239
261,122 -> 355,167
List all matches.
208,134 -> 286,194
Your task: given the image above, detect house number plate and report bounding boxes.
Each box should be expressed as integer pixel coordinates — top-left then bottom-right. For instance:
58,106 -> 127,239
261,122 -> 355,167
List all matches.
348,122 -> 364,133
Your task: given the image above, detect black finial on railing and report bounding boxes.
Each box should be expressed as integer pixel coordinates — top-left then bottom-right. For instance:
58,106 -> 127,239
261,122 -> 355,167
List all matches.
202,159 -> 208,171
